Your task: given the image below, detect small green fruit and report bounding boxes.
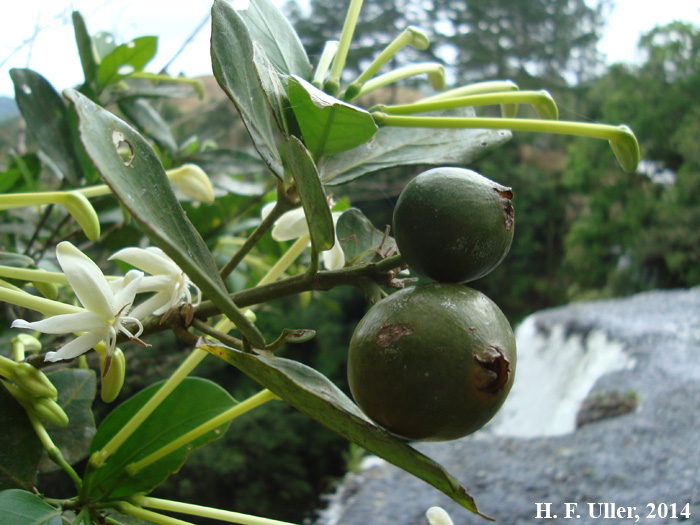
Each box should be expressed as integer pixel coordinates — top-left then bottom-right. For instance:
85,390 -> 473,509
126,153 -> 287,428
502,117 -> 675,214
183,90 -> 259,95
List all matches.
347,283 -> 516,441
393,167 -> 514,283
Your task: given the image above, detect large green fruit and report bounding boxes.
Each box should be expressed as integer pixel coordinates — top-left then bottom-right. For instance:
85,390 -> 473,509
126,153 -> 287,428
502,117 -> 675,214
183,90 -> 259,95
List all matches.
347,283 -> 516,441
393,167 -> 514,283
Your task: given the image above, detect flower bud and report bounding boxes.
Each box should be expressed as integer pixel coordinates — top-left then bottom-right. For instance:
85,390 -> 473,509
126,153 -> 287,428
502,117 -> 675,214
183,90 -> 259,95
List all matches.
12,334 -> 42,354
406,26 -> 430,51
244,309 -> 257,323
30,397 -> 69,427
427,64 -> 446,91
167,164 -> 215,204
426,506 -> 454,525
63,192 -> 101,241
32,278 -> 59,300
11,362 -> 58,400
609,125 -> 640,173
100,347 -> 126,403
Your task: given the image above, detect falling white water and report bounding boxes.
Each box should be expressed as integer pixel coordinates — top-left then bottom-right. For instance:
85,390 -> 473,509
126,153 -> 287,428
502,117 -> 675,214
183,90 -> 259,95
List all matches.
487,315 -> 636,438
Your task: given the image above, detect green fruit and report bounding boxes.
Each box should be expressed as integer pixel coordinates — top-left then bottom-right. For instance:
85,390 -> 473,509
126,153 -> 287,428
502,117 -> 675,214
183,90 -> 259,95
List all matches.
393,167 -> 514,283
347,283 -> 516,441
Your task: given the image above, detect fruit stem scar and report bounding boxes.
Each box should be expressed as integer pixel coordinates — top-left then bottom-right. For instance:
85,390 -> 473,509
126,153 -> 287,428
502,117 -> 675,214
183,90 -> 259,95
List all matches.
494,186 -> 515,231
473,345 -> 510,395
376,323 -> 415,347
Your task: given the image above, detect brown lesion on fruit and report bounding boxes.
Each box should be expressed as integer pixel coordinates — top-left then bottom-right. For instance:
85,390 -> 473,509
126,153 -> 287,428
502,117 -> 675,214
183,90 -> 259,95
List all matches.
473,345 -> 511,395
376,323 -> 415,347
493,185 -> 515,231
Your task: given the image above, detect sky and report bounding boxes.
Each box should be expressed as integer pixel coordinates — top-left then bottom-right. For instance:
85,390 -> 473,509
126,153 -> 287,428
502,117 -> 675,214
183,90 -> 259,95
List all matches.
0,0 -> 699,99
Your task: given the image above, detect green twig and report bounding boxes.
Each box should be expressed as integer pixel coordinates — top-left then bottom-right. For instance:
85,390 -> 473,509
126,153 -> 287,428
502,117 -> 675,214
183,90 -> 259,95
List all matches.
28,412 -> 83,492
191,318 -> 244,350
128,253 -> 405,342
219,184 -> 294,280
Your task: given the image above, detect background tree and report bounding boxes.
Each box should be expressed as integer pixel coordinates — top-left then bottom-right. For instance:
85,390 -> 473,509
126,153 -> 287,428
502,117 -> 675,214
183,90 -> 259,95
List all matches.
285,0 -> 424,81
561,21 -> 700,297
427,0 -> 609,87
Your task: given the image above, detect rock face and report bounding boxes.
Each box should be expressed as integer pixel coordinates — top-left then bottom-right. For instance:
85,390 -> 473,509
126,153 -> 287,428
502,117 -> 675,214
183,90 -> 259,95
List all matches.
315,288 -> 700,525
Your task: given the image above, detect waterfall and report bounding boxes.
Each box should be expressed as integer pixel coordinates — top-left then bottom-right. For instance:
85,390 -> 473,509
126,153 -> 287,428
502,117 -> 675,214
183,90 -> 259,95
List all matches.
486,314 -> 636,438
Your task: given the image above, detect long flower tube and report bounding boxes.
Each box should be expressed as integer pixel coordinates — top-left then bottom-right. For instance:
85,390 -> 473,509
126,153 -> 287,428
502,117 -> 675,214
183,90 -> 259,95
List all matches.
0,191 -> 100,240
132,495 -> 299,525
312,40 -> 339,89
88,347 -> 209,470
373,90 -> 559,120
355,62 -> 446,99
420,79 -> 520,102
343,26 -> 430,101
324,0 -> 365,95
0,265 -> 70,285
79,163 -> 214,203
124,389 -> 279,476
371,112 -> 640,172
0,285 -> 83,317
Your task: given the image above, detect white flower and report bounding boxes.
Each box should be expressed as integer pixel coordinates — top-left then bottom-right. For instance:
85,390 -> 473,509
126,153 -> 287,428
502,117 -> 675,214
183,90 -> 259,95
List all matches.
426,506 -> 455,525
262,202 -> 345,271
109,246 -> 201,320
11,241 -> 144,366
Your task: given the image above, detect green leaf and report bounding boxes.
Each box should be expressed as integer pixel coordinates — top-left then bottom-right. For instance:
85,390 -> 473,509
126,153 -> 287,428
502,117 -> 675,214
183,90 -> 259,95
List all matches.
111,80 -> 201,102
0,252 -> 35,269
188,148 -> 266,178
201,343 -> 487,518
10,69 -> 83,186
96,36 -> 157,90
65,88 -> 265,348
85,377 -> 235,500
288,76 -> 378,159
72,11 -> 97,86
336,208 -> 396,265
118,98 -> 178,155
253,42 -> 294,137
92,32 -> 118,62
320,109 -> 511,185
0,387 -> 43,491
236,0 -> 312,78
211,0 -> 284,178
39,370 -> 96,473
283,137 -> 335,251
0,168 -> 22,194
0,489 -> 62,525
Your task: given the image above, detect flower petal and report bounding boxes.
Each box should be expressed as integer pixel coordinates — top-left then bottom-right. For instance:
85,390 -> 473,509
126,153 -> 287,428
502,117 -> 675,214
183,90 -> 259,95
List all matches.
44,331 -> 105,362
138,274 -> 176,293
322,237 -> 345,270
129,292 -> 173,319
113,269 -> 143,314
56,241 -> 114,316
260,202 -> 276,220
12,311 -> 105,335
110,247 -> 179,277
271,208 -> 309,241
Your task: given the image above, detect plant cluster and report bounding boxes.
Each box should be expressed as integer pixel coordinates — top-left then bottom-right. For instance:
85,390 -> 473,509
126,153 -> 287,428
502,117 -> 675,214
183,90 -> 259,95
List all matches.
0,0 -> 638,523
